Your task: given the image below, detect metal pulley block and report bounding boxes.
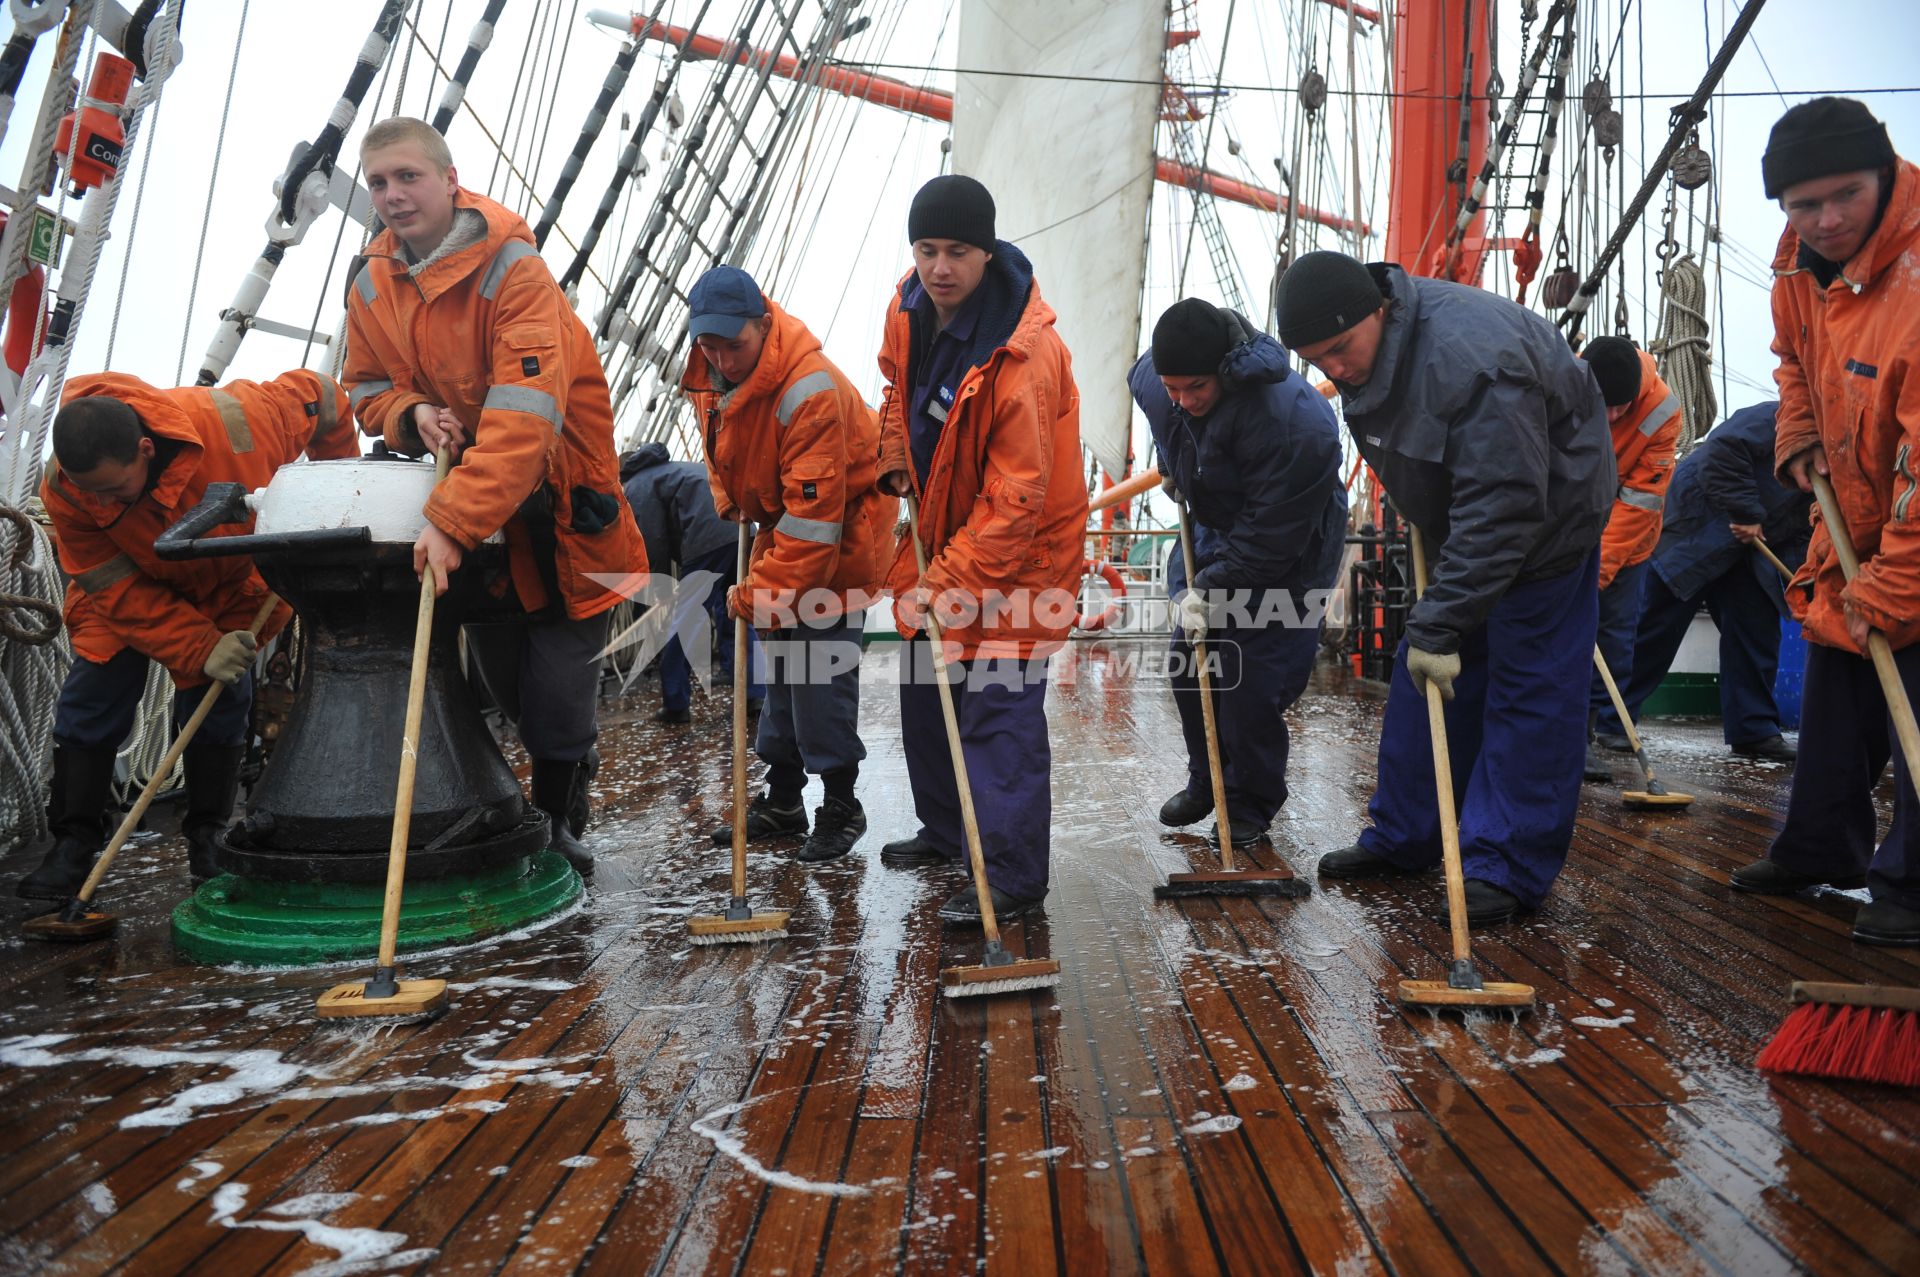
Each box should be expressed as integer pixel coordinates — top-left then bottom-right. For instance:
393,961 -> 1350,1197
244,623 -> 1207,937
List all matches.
1299,68 -> 1327,113
1541,268 -> 1581,310
1671,144 -> 1713,190
1581,77 -> 1612,116
1593,108 -> 1623,150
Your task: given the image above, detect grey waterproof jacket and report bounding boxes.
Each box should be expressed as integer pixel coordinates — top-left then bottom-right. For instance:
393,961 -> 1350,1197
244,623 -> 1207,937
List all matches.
620,441 -> 736,571
1337,264 -> 1614,654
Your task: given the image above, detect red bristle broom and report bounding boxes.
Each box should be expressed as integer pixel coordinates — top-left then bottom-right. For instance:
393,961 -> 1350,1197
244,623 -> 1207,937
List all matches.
1755,475 -> 1920,1087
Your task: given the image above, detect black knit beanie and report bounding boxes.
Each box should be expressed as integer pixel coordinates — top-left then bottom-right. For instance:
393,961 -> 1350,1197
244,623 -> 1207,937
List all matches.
908,175 -> 996,250
1763,97 -> 1896,199
1581,336 -> 1643,407
1274,251 -> 1385,349
1151,298 -> 1238,376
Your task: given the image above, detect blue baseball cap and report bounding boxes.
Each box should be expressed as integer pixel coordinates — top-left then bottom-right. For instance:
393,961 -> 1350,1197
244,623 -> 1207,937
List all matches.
687,265 -> 767,340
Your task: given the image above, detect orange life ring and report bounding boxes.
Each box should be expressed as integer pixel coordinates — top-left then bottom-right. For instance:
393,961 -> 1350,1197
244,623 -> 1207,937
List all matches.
1074,560 -> 1126,632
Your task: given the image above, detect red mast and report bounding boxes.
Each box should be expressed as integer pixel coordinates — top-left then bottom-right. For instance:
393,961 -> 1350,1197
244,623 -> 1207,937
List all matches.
1384,0 -> 1491,281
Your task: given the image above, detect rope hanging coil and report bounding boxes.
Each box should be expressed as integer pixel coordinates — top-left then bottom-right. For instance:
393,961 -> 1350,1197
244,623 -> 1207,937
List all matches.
1653,254 -> 1716,457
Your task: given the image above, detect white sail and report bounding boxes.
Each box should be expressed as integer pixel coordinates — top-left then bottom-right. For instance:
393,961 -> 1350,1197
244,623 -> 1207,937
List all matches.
952,0 -> 1163,482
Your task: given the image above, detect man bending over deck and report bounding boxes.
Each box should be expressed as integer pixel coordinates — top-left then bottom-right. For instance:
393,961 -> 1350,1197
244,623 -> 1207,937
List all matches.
18,370 -> 354,899
342,117 -> 646,880
680,265 -> 895,865
875,175 -> 1088,923
1277,249 -> 1614,925
1128,297 -> 1347,849
1730,98 -> 1920,946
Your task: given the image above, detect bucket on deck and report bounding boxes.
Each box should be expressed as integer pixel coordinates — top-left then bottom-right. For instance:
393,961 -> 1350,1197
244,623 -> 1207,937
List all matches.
1773,616 -> 1806,730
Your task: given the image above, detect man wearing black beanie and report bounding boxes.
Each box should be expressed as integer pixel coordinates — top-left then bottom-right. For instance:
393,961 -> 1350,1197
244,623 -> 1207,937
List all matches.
1731,99 -> 1920,947
1128,299 -> 1346,852
873,175 -> 1087,925
1273,249 -> 1614,924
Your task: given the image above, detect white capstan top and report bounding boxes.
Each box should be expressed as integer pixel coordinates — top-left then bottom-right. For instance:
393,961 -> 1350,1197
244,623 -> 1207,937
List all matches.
247,458 -> 504,546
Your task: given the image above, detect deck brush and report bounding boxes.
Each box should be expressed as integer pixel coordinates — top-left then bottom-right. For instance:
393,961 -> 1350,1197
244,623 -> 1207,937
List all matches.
26,595 -> 280,944
1756,983 -> 1920,1087
1752,476 -> 1920,1084
1592,644 -> 1692,812
905,496 -> 1062,998
690,522 -> 791,946
1154,499 -> 1309,901
316,451 -> 451,1021
1396,527 -> 1534,1013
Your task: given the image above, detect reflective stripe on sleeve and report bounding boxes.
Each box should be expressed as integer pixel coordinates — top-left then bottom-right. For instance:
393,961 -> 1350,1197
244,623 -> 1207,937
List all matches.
1616,484 -> 1664,512
481,240 -> 541,300
774,512 -> 842,545
208,390 -> 255,453
483,383 -> 563,432
75,553 -> 137,593
349,378 -> 393,409
1639,391 -> 1681,437
775,371 -> 838,428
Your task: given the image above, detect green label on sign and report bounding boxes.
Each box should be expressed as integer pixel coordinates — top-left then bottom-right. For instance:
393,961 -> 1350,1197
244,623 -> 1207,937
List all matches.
27,209 -> 60,267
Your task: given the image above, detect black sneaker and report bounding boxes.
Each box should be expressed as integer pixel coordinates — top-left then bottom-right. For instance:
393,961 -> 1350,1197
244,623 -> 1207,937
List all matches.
655,706 -> 692,725
1316,844 -> 1421,879
1731,734 -> 1796,763
1853,898 -> 1920,946
1461,878 -> 1521,926
938,884 -> 1045,926
1158,787 -> 1212,827
796,797 -> 866,864
1730,858 -> 1866,895
710,791 -> 808,846
880,834 -> 951,868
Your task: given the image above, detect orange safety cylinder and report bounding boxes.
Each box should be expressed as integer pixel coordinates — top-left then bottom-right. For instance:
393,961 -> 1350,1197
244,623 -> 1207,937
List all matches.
53,52 -> 135,194
4,265 -> 46,376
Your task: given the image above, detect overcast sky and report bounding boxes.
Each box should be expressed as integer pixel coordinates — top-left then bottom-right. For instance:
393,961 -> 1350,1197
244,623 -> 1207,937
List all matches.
3,0 -> 1917,463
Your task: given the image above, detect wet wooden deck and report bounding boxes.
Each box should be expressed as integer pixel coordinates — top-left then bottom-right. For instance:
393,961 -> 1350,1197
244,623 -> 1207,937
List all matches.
2,644 -> 1918,1276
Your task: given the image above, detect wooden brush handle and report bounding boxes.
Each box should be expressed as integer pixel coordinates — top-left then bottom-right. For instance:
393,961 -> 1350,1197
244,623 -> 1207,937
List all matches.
75,593 -> 281,906
730,520 -> 750,898
1176,499 -> 1237,871
1790,981 -> 1920,1011
1408,528 -> 1473,966
1753,537 -> 1794,582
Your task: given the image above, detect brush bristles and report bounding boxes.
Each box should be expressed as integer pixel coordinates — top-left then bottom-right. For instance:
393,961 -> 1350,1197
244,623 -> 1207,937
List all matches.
688,927 -> 789,946
1758,1001 -> 1920,1086
941,973 -> 1061,998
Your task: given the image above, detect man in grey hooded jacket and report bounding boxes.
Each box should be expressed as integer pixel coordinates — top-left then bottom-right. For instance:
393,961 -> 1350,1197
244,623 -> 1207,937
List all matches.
1276,250 -> 1614,923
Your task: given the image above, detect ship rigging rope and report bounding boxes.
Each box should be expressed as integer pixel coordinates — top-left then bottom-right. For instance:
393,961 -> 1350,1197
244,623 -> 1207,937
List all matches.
174,0 -> 250,386
0,506 -> 66,848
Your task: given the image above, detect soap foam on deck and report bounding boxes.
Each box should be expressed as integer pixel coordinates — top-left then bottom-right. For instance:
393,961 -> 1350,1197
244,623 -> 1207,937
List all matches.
208,1183 -> 437,1277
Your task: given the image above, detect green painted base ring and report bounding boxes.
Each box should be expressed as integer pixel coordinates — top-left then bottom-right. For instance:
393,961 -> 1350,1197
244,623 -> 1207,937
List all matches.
170,850 -> 582,967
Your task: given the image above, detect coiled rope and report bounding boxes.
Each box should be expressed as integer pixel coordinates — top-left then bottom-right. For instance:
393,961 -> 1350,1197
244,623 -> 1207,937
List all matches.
1653,253 -> 1716,455
0,505 -> 68,848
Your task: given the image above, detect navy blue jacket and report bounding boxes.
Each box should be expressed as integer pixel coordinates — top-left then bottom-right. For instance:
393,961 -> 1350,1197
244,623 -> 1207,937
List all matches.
1130,325 -> 1347,592
619,442 -> 735,570
1336,264 -> 1614,654
1651,400 -> 1812,609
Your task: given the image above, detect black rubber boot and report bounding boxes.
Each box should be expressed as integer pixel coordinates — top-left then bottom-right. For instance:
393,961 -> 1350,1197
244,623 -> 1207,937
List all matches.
16,745 -> 116,901
1158,787 -> 1212,827
531,757 -> 594,878
182,744 -> 245,883
1583,711 -> 1613,783
1316,844 -> 1421,879
568,747 -> 599,837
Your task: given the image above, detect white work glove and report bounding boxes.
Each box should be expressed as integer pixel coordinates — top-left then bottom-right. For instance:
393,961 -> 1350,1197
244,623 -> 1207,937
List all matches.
1403,646 -> 1459,701
203,630 -> 258,685
1175,589 -> 1211,637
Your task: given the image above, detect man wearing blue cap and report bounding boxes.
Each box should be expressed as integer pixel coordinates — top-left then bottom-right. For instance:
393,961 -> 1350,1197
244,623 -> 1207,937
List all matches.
680,265 -> 895,865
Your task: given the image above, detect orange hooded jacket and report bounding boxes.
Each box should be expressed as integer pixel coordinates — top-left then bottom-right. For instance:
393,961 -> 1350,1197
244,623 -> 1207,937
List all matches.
876,253 -> 1087,660
1598,348 -> 1682,589
41,370 -> 355,684
342,188 -> 646,620
680,298 -> 895,622
1771,157 -> 1920,653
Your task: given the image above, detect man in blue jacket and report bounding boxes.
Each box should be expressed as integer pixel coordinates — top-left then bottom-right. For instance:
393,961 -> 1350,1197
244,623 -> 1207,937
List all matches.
1277,250 -> 1614,924
1129,298 -> 1347,849
620,442 -> 763,724
1595,401 -> 1810,760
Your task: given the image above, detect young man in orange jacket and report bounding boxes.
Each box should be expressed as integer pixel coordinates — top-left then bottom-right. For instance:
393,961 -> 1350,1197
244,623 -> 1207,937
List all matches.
343,118 -> 646,880
680,265 -> 894,864
1578,337 -> 1681,780
1730,98 -> 1920,946
875,175 -> 1088,923
17,370 -> 354,899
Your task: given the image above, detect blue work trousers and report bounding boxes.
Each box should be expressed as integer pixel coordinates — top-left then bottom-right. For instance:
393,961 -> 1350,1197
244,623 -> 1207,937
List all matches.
1598,565 -> 1784,746
1588,560 -> 1650,717
755,610 -> 866,799
1767,640 -> 1920,910
54,648 -> 253,751
1166,556 -> 1323,826
1358,550 -> 1599,907
898,643 -> 1052,900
